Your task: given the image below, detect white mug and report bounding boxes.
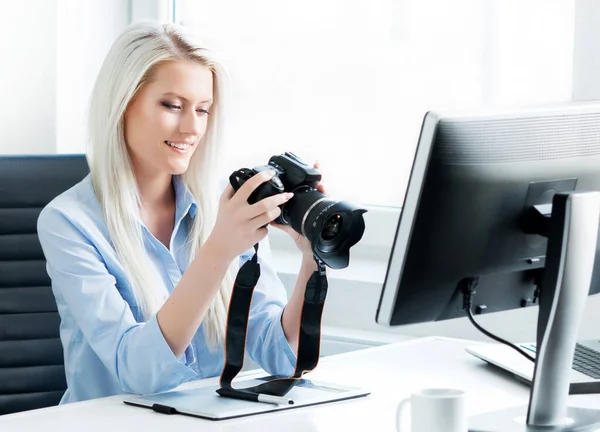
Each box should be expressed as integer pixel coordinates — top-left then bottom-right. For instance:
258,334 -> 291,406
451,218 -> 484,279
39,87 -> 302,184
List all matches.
396,388 -> 467,432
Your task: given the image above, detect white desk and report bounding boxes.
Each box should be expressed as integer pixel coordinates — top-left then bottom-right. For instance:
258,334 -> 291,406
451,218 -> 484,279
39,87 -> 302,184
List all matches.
2,337 -> 600,432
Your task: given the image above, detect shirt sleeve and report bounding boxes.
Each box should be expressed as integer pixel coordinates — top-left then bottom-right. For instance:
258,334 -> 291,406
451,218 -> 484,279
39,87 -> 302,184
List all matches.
243,237 -> 298,376
37,205 -> 198,395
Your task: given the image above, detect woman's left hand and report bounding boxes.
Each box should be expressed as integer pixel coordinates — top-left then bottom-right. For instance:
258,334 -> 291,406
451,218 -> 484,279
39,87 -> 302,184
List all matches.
270,161 -> 328,260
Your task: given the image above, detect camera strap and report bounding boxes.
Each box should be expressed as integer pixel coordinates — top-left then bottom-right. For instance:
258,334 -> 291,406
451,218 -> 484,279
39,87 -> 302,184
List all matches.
217,242 -> 328,400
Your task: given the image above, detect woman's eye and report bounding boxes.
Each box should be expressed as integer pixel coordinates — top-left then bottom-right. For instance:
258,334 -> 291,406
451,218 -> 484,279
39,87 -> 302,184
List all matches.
197,109 -> 210,116
161,102 -> 181,110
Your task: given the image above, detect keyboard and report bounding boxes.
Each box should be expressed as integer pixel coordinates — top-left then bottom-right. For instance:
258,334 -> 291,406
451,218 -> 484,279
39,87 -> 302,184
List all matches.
520,343 -> 600,379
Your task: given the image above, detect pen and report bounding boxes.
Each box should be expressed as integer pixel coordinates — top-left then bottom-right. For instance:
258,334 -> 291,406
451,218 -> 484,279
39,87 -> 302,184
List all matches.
257,394 -> 294,405
216,388 -> 295,405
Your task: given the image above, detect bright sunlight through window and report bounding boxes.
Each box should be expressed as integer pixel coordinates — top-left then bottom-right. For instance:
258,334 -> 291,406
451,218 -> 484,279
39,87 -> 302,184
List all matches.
175,0 -> 574,207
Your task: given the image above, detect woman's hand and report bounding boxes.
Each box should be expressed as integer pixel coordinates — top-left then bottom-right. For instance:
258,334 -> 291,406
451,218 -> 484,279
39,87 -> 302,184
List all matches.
207,171 -> 294,262
271,162 -> 328,261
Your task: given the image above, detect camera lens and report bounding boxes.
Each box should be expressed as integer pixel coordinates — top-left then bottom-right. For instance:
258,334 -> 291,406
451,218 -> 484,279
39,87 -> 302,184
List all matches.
284,187 -> 366,269
322,214 -> 342,240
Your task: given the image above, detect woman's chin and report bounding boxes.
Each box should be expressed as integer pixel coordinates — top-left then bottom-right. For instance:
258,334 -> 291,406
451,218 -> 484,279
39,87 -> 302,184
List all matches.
165,159 -> 191,175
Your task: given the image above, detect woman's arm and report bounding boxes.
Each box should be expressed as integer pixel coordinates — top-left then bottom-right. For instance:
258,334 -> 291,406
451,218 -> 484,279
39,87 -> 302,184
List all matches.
281,257 -> 317,353
274,162 -> 328,353
38,206 -> 198,395
156,171 -> 293,358
156,238 -> 231,358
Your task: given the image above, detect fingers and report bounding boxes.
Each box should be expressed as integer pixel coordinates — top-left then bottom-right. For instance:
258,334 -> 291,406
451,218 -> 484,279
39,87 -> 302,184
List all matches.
232,170 -> 276,204
220,183 -> 235,204
251,205 -> 283,228
316,183 -> 328,195
270,222 -> 295,236
252,226 -> 269,244
247,192 -> 293,219
313,160 -> 328,195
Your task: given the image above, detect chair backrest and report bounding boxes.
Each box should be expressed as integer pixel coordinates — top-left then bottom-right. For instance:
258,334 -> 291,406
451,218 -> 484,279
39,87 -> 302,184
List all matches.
0,155 -> 89,415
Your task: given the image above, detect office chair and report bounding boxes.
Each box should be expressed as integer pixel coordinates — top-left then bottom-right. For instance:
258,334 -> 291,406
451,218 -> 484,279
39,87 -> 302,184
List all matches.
0,155 -> 89,415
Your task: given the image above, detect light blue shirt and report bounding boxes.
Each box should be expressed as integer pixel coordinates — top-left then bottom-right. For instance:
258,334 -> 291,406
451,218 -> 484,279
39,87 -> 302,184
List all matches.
37,174 -> 296,404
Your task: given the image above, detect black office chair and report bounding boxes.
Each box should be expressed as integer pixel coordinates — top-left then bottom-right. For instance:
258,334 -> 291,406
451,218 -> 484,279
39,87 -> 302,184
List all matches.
0,155 -> 89,415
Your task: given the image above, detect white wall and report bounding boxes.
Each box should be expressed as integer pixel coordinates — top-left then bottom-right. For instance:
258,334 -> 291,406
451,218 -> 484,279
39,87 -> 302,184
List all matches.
0,1 -> 58,154
0,0 -> 129,156
573,0 -> 600,101
56,0 -> 129,154
130,0 -> 172,23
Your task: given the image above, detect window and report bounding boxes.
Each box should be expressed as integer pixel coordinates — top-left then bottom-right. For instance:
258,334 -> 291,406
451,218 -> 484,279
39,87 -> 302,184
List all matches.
174,0 -> 574,209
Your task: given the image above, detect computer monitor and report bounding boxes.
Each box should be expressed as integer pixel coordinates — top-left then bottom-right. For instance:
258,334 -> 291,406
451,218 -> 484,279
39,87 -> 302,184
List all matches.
376,102 -> 600,430
377,103 -> 600,326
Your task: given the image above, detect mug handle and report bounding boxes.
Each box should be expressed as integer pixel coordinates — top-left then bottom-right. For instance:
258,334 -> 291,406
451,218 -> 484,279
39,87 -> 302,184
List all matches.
396,397 -> 411,431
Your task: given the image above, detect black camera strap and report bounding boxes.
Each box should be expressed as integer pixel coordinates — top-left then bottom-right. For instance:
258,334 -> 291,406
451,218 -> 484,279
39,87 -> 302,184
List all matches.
217,242 -> 328,401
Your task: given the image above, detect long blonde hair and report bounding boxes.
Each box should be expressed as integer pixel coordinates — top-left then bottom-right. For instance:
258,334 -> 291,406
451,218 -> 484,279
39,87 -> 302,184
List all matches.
87,21 -> 234,348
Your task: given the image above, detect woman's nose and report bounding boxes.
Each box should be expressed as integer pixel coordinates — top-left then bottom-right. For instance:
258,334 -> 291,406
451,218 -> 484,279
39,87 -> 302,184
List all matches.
179,109 -> 201,136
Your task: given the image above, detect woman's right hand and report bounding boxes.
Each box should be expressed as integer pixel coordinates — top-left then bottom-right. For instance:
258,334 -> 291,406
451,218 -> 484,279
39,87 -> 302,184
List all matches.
206,170 -> 294,262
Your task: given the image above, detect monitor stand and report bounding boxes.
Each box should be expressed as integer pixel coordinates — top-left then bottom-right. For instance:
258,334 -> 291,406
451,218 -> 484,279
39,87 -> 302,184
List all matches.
469,191 -> 600,432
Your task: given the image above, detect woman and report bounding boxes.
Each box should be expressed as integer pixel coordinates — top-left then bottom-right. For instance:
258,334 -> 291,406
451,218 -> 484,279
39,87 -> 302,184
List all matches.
37,21 -> 324,404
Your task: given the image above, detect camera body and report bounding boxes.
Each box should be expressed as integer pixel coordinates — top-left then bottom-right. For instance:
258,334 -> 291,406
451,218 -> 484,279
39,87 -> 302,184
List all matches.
230,152 -> 319,224
230,152 -> 367,269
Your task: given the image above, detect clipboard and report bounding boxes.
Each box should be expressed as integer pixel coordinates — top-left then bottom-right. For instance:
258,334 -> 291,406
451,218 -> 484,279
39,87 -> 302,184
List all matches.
123,375 -> 370,420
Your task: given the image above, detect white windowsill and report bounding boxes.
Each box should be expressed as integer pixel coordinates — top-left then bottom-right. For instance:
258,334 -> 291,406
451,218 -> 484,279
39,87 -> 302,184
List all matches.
270,247 -> 389,285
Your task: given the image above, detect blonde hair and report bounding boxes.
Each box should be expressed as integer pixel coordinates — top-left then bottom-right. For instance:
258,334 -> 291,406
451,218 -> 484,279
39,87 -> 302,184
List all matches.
87,21 -> 234,348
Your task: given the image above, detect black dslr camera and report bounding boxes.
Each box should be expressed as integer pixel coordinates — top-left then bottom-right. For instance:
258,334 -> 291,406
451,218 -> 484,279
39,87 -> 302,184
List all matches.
229,152 -> 367,269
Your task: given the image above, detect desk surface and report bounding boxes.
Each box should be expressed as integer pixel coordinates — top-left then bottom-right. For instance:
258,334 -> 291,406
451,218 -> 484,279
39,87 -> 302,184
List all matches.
3,336 -> 600,432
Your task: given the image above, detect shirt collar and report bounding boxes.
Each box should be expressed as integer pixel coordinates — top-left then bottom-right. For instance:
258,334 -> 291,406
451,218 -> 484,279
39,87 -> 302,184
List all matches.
172,175 -> 198,220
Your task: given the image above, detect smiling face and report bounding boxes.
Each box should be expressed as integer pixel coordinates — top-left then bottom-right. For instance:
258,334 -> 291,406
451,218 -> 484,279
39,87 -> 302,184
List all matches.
123,60 -> 214,179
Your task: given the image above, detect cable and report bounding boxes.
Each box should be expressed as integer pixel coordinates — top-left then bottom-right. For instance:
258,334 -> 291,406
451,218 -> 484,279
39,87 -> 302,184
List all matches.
466,307 -> 535,363
461,277 -> 535,363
